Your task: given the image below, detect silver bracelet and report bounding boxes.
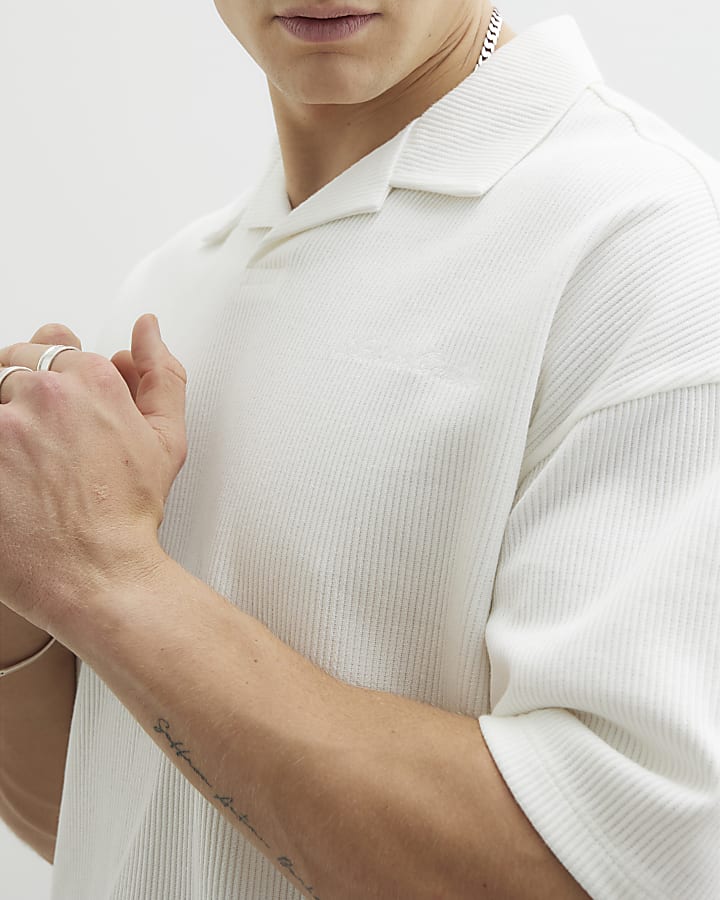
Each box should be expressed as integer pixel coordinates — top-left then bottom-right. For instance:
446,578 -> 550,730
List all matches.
0,636 -> 57,678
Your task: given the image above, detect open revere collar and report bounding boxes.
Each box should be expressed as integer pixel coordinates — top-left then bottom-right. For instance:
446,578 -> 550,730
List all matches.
200,14 -> 603,249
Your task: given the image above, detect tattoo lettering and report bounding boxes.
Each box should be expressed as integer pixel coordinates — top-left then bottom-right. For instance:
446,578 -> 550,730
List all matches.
278,855 -> 321,898
213,793 -> 270,849
153,718 -> 213,786
153,717 -> 322,900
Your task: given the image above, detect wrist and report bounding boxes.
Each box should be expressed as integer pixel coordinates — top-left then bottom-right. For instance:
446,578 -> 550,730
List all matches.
55,542 -> 183,670
49,536 -> 174,646
0,603 -> 53,668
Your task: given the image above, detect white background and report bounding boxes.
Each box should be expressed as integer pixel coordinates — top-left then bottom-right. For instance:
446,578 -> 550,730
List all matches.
1,1 -> 718,897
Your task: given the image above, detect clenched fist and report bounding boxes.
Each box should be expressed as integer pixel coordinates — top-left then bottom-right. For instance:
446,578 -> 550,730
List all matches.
0,314 -> 188,635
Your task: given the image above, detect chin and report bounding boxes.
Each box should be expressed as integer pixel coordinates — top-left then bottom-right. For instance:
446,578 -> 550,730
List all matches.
276,69 -> 378,105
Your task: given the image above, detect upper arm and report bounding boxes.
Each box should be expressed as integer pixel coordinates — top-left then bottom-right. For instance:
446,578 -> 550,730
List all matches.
479,382 -> 720,899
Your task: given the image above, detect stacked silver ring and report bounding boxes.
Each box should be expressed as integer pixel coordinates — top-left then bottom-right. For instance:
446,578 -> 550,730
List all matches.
0,345 -> 80,403
475,6 -> 503,71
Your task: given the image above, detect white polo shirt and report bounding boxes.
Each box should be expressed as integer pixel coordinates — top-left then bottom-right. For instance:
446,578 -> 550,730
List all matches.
52,14 -> 720,900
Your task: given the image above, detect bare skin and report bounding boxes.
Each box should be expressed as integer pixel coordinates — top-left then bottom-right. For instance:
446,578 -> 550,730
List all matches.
213,0 -> 517,208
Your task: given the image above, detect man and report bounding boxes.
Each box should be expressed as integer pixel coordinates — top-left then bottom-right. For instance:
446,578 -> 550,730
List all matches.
0,2 -> 718,898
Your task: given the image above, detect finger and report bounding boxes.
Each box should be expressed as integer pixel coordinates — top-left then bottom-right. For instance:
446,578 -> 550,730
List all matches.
110,349 -> 141,403
29,323 -> 82,351
0,324 -> 84,384
0,367 -> 35,404
0,341 -> 82,372
130,314 -> 188,462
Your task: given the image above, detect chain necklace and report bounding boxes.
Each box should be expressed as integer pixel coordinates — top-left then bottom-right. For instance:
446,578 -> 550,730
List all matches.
474,6 -> 503,71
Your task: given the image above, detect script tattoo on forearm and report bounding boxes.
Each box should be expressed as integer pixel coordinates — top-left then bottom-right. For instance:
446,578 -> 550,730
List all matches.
153,717 -> 321,900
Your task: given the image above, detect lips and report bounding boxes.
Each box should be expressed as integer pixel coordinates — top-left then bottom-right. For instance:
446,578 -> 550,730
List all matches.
276,13 -> 377,41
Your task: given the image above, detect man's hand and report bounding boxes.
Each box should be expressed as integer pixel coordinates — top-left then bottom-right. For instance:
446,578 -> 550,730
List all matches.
0,314 -> 187,636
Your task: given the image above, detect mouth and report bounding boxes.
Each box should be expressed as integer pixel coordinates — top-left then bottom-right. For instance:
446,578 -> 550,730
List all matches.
277,6 -> 376,18
275,11 -> 378,41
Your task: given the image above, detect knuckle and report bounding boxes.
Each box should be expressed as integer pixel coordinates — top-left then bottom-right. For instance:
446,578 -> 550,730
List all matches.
80,350 -> 100,363
30,371 -> 66,403
85,351 -> 113,371
85,353 -> 123,392
82,351 -> 114,375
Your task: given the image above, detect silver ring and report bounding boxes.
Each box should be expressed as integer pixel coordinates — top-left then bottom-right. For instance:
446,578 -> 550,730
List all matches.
0,366 -> 34,403
36,344 -> 80,372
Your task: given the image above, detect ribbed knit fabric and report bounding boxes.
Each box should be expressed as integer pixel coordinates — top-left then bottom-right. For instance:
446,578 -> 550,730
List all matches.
51,15 -> 720,900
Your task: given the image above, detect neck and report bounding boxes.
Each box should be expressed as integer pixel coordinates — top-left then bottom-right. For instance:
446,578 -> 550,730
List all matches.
269,4 -> 516,211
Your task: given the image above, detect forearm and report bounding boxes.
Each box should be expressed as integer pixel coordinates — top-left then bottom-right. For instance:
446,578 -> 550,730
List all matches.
55,555 -> 589,900
0,605 -> 76,846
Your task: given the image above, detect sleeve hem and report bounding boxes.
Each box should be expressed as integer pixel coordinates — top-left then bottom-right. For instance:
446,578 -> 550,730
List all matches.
478,710 -> 656,900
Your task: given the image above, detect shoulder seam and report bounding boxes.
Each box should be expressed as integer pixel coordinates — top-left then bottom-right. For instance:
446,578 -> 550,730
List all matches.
519,381 -> 720,493
578,380 -> 720,424
586,83 -> 720,237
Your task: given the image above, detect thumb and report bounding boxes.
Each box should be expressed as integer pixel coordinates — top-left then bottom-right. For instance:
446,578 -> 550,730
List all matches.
130,314 -> 188,463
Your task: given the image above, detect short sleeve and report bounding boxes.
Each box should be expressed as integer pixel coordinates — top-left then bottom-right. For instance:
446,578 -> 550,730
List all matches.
478,382 -> 720,900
